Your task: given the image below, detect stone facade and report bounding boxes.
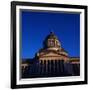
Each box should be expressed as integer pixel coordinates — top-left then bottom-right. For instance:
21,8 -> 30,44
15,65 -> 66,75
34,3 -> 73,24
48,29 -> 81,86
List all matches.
36,32 -> 69,62
21,32 -> 80,78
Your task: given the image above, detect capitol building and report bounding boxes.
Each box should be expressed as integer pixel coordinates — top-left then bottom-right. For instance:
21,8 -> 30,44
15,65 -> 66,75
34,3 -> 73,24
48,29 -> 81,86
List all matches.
21,32 -> 80,78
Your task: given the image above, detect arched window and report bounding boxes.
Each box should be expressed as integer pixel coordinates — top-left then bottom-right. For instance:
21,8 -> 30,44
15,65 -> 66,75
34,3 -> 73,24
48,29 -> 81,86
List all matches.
48,39 -> 55,47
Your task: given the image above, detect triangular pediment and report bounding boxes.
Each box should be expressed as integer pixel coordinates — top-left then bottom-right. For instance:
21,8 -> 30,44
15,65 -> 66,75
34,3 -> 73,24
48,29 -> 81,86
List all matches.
40,51 -> 61,57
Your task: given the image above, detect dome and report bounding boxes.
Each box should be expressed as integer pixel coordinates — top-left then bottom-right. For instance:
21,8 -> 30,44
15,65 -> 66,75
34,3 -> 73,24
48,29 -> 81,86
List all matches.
45,32 -> 58,40
43,32 -> 61,49
36,31 -> 69,60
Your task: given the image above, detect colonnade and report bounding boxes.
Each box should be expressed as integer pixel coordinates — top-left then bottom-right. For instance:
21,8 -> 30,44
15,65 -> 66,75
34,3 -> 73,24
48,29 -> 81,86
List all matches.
38,60 -> 64,76
22,59 -> 80,78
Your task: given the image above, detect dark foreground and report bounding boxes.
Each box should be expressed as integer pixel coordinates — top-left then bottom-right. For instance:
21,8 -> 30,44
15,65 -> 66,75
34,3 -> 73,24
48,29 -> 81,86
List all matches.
21,59 -> 80,78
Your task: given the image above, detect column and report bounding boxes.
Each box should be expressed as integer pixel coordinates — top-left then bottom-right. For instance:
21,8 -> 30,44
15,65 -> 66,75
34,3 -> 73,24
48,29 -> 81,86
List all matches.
47,60 -> 49,75
51,60 -> 53,76
39,60 -> 41,75
46,60 -> 48,75
50,60 -> 52,76
58,60 -> 61,75
43,60 -> 46,76
56,60 -> 59,75
42,60 -> 44,75
53,60 -> 55,75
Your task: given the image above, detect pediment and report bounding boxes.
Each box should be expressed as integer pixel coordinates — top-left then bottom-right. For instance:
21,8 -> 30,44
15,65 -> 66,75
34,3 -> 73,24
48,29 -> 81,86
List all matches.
40,51 -> 60,57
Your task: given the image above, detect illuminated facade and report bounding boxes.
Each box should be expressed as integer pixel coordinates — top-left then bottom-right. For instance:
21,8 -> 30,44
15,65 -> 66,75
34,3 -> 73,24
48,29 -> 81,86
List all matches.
21,32 -> 80,78
37,32 -> 69,61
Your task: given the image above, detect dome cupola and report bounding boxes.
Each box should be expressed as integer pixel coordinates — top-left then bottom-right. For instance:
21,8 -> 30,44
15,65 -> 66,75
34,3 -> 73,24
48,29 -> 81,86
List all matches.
36,31 -> 69,61
43,32 -> 61,50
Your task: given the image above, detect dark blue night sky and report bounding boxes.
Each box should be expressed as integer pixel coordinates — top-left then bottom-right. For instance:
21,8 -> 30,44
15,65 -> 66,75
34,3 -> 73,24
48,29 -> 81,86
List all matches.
21,10 -> 80,59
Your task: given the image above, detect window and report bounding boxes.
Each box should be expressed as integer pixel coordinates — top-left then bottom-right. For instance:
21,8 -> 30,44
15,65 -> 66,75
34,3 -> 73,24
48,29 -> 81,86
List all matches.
48,39 -> 54,47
